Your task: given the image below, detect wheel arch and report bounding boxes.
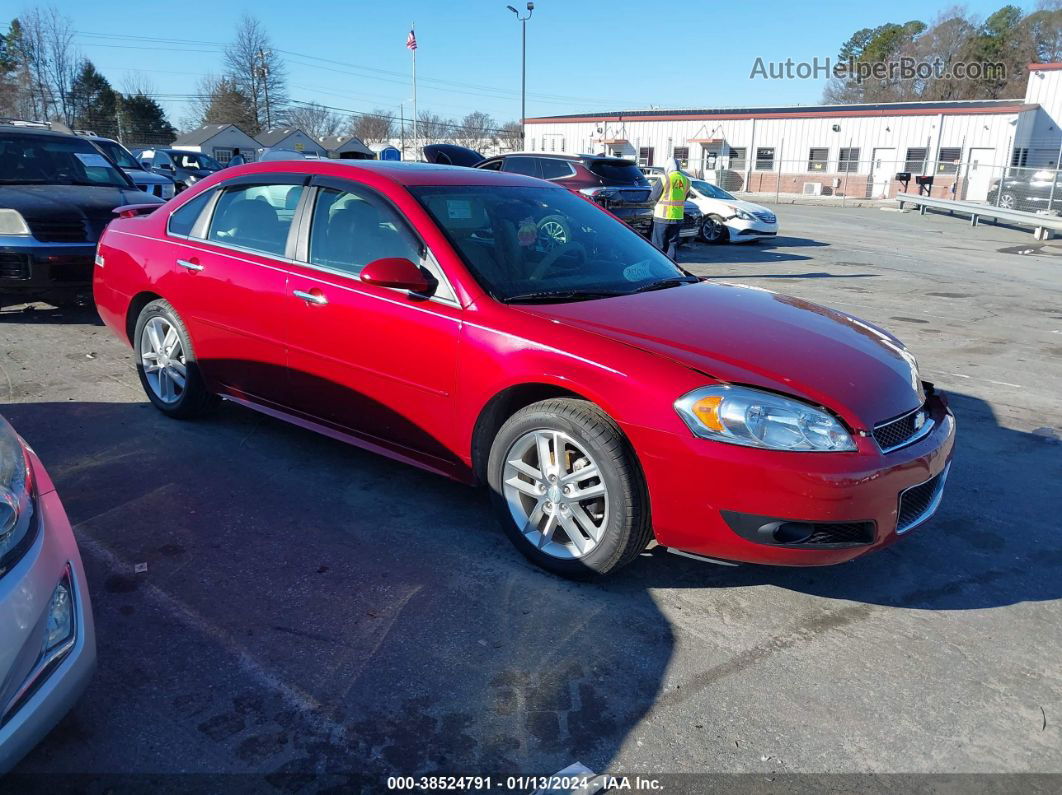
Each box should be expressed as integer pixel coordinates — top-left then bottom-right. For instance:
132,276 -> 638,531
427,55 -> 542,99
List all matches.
126,290 -> 163,343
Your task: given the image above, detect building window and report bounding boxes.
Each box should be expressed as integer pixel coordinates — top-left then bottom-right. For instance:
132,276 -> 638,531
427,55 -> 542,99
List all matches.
807,147 -> 829,172
638,146 -> 654,167
838,147 -> 860,172
728,147 -> 747,170
755,147 -> 775,170
213,147 -> 233,164
905,147 -> 928,174
1010,147 -> 1028,167
672,146 -> 689,168
936,147 -> 962,174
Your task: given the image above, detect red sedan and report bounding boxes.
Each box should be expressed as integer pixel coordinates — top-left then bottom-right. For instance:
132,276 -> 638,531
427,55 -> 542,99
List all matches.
93,161 -> 955,578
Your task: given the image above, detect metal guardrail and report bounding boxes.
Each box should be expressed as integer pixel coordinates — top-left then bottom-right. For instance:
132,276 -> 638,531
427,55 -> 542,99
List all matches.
896,192 -> 1062,239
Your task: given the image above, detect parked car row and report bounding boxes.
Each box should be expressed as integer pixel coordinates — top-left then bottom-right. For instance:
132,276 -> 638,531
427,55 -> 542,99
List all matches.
986,168 -> 1062,213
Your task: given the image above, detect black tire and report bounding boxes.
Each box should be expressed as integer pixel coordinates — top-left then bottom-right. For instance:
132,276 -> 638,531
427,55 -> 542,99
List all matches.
133,299 -> 217,419
701,214 -> 730,244
487,398 -> 652,579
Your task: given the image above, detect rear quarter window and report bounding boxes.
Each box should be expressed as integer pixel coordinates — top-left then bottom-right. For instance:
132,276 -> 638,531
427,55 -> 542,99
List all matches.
167,190 -> 214,237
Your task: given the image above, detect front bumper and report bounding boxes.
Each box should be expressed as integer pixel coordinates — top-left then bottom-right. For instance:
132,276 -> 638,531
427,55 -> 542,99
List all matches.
726,217 -> 778,240
632,391 -> 956,566
0,450 -> 96,774
0,236 -> 96,296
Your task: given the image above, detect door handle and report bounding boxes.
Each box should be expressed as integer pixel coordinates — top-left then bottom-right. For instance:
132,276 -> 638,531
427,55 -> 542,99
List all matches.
176,259 -> 203,271
293,289 -> 327,306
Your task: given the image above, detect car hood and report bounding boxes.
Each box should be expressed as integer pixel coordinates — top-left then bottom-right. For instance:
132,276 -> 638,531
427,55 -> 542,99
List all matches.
2,184 -> 160,221
694,195 -> 773,217
516,281 -> 924,428
123,168 -> 172,186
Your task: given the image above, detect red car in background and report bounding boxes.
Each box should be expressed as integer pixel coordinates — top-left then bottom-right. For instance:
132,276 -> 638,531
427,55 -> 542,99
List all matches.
93,161 -> 954,577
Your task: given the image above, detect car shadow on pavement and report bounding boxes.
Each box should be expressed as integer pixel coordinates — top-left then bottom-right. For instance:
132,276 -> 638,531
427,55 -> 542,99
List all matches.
3,399 -> 674,783
0,304 -> 103,326
679,236 -> 827,266
4,387 -> 1058,783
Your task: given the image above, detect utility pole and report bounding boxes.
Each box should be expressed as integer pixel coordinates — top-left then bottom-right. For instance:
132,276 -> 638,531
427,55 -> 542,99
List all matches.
257,48 -> 272,130
506,3 -> 534,147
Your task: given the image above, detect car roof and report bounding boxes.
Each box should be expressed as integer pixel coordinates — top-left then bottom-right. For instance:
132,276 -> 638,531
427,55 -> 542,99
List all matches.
218,159 -> 557,189
0,124 -> 78,138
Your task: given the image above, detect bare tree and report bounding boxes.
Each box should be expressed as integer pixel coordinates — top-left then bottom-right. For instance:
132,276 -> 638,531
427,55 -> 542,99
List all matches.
416,110 -> 453,143
454,111 -> 496,151
121,71 -> 157,98
498,120 -> 523,151
351,109 -> 394,144
284,101 -> 344,140
223,14 -> 286,134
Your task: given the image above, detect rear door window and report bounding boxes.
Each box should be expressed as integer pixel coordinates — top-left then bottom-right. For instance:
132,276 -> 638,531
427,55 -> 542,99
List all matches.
538,158 -> 575,180
502,156 -> 540,177
207,183 -> 304,257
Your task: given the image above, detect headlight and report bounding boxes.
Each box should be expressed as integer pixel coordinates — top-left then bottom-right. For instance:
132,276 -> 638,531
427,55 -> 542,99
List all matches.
0,209 -> 31,236
675,385 -> 857,452
162,182 -> 175,199
0,415 -> 38,574
733,208 -> 754,221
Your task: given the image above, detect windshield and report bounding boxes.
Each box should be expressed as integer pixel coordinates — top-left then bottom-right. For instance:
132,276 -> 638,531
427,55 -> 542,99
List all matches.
692,180 -> 735,201
92,138 -> 141,170
167,151 -> 222,171
0,133 -> 132,187
411,185 -> 693,302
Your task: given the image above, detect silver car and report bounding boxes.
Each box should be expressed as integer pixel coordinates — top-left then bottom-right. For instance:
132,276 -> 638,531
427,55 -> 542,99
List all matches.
0,414 -> 95,773
86,136 -> 176,200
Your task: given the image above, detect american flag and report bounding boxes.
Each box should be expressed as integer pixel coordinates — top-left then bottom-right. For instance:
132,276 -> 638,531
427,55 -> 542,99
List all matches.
406,29 -> 417,50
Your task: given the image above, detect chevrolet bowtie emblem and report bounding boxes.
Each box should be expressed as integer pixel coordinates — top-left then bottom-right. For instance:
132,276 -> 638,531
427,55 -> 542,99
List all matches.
913,411 -> 926,430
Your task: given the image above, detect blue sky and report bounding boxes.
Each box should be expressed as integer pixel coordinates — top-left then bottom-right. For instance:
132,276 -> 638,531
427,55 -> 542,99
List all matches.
56,0 -> 1031,128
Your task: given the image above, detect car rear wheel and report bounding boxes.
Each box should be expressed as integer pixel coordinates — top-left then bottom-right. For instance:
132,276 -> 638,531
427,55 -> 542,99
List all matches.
134,299 -> 216,419
998,192 -> 1017,210
487,398 -> 652,578
701,214 -> 730,244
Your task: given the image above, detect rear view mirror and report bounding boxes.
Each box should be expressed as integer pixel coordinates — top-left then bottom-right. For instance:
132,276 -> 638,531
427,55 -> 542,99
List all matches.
360,258 -> 431,293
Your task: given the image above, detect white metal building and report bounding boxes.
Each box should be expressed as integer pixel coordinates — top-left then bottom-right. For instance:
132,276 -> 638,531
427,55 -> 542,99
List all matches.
256,127 -> 328,157
525,63 -> 1062,201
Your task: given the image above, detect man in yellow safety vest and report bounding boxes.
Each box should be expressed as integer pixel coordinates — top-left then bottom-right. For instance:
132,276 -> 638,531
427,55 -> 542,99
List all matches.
649,157 -> 690,259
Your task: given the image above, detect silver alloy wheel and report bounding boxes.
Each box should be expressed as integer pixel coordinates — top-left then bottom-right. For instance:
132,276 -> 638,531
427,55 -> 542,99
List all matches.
999,192 -> 1017,210
140,316 -> 187,405
702,216 -> 724,241
502,429 -> 609,560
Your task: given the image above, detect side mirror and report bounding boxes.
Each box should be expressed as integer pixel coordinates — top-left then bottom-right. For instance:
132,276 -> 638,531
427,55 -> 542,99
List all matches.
360,257 -> 431,293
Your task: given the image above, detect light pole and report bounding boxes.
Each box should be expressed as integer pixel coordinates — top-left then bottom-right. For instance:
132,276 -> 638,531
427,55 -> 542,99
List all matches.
506,3 -> 534,148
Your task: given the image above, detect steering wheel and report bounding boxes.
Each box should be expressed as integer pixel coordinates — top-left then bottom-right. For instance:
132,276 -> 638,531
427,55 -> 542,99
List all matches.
528,240 -> 587,281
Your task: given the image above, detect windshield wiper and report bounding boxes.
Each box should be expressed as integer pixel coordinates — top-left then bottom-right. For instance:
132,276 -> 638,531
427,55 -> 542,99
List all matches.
504,289 -> 626,304
630,276 -> 700,294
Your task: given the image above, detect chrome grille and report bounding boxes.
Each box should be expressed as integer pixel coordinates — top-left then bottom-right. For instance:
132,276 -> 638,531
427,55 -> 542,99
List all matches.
873,404 -> 932,452
753,210 -> 777,223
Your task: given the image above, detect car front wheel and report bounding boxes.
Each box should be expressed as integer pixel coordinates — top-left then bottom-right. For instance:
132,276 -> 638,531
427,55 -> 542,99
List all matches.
487,398 -> 652,578
701,214 -> 730,244
134,299 -> 216,418
998,192 -> 1017,210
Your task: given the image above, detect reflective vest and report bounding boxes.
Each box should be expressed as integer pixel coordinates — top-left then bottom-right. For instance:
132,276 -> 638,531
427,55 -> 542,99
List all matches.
654,170 -> 690,221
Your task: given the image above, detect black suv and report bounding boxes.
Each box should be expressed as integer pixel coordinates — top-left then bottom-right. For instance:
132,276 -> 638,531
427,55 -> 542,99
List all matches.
0,123 -> 161,308
475,153 -> 654,234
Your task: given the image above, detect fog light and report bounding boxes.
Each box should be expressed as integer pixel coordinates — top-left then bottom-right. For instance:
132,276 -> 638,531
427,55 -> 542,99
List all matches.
43,576 -> 74,654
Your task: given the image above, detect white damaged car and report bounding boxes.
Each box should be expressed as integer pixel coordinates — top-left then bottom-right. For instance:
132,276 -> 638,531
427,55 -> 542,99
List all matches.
687,179 -> 778,244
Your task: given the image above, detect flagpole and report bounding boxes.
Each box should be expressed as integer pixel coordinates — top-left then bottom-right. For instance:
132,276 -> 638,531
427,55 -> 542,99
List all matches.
411,21 -> 418,161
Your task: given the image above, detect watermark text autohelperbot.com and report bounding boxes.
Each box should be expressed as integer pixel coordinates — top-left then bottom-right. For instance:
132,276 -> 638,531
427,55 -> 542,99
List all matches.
750,56 -> 1006,82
